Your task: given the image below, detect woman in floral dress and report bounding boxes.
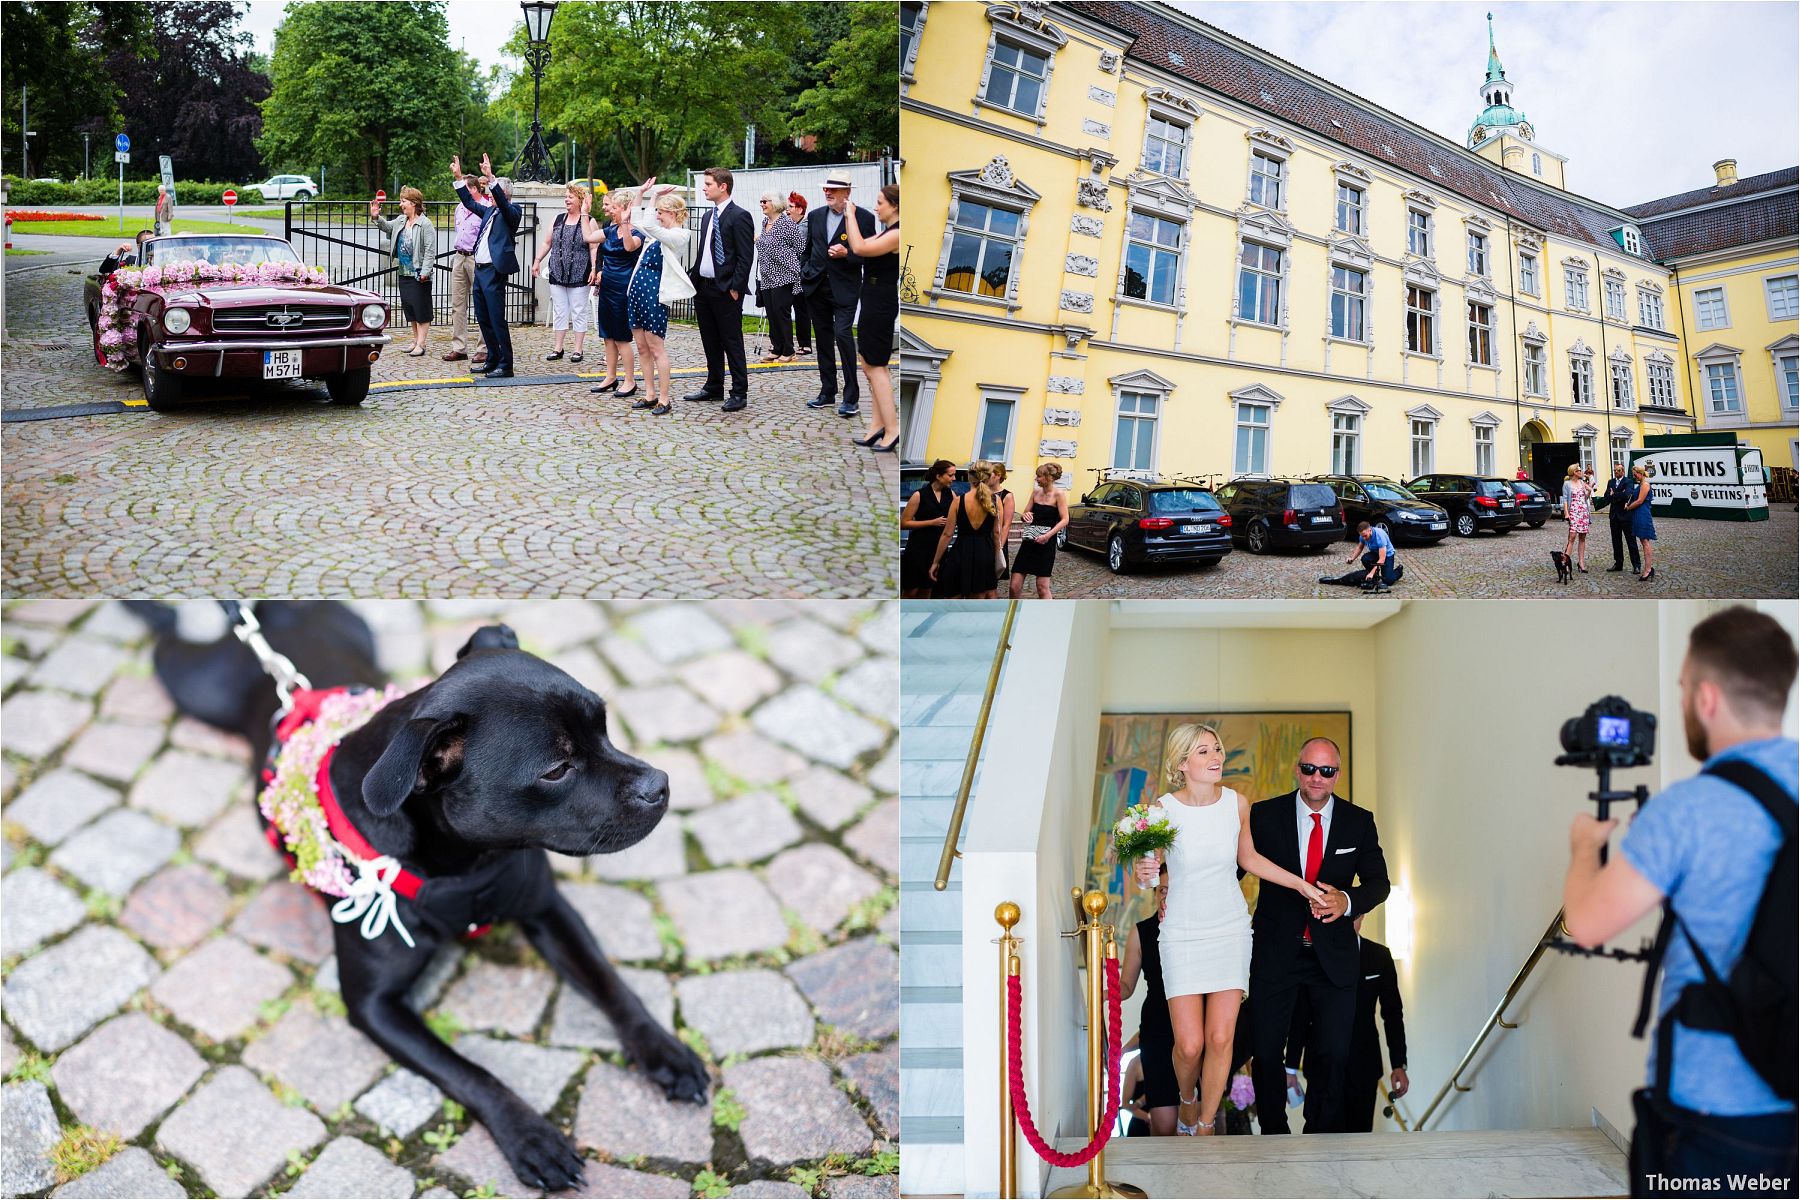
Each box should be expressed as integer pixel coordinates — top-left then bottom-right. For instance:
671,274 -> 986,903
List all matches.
1561,462 -> 1592,572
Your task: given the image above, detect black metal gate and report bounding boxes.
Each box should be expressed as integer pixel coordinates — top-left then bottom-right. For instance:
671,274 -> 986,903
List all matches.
286,199 -> 539,325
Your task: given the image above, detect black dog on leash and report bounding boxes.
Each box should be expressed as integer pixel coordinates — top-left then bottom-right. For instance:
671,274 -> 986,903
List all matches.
129,602 -> 707,1192
1551,550 -> 1573,584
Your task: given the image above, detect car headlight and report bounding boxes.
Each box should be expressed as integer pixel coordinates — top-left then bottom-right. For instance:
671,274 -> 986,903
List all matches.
163,308 -> 192,335
362,304 -> 387,329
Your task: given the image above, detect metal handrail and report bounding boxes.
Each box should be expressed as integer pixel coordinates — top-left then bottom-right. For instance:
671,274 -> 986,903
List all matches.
1413,907 -> 1569,1130
933,600 -> 1020,891
1380,1081 -> 1414,1132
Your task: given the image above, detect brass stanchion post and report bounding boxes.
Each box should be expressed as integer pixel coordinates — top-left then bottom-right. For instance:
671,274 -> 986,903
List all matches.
996,902 -> 1021,1200
1051,892 -> 1146,1200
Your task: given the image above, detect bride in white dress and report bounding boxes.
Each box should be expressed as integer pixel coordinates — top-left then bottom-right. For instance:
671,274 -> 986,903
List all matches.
1132,722 -> 1325,1135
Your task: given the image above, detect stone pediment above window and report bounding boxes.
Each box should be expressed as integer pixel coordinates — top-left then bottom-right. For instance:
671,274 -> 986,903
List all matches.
1768,333 -> 1799,354
1228,382 -> 1285,408
1692,342 -> 1743,363
1521,320 -> 1548,345
1118,171 -> 1197,217
1110,367 -> 1176,393
1402,257 -> 1441,286
1463,275 -> 1498,304
1469,410 -> 1502,428
1332,161 -> 1372,185
1637,280 -> 1664,295
1143,87 -> 1201,117
1325,394 -> 1372,415
1402,188 -> 1438,211
1573,423 -> 1600,438
1561,256 -> 1589,271
949,157 -> 1043,207
898,325 -> 952,366
1569,338 -> 1594,358
1515,228 -> 1545,253
1246,128 -> 1294,155
1406,404 -> 1444,423
1645,348 -> 1675,365
985,3 -> 1068,51
1328,232 -> 1375,268
1608,346 -> 1633,364
1612,424 -> 1635,439
1236,206 -> 1294,247
1601,266 -> 1627,283
1463,214 -> 1493,234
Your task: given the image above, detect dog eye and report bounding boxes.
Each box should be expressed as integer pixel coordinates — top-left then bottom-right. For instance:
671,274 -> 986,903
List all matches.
541,762 -> 572,782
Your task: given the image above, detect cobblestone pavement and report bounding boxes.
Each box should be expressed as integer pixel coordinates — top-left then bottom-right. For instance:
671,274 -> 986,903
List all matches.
1038,507 -> 1798,599
2,262 -> 899,598
1,599 -> 900,1199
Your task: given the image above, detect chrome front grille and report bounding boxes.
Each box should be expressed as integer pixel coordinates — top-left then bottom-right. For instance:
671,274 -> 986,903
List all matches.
211,305 -> 353,333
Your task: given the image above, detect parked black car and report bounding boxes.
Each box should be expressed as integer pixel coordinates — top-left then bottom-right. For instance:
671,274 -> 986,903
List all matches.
1213,478 -> 1345,553
1404,474 -> 1523,537
898,465 -> 971,554
1506,480 -> 1553,527
1315,475 -> 1451,545
1065,480 -> 1233,573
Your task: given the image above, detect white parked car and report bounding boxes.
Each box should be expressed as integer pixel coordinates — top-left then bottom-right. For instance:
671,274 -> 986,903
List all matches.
251,174 -> 318,202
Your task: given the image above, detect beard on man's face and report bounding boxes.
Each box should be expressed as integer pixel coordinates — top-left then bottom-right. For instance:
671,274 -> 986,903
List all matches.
1683,690 -> 1710,762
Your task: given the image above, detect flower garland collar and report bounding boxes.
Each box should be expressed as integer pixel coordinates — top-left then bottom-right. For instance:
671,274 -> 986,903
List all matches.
260,684 -> 422,947
96,259 -> 331,372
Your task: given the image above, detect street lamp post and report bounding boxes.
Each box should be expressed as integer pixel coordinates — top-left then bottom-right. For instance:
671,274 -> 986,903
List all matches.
513,1 -> 558,183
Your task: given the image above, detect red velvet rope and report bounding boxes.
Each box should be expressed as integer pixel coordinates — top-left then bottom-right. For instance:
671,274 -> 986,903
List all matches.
1006,956 -> 1123,1168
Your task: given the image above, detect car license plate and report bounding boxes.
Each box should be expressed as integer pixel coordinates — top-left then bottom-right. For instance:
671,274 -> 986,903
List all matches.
1180,524 -> 1206,536
263,349 -> 302,380
1309,515 -> 1330,524
1430,521 -> 1446,530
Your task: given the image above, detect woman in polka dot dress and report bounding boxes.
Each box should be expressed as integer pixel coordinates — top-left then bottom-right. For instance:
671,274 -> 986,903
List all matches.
623,181 -> 694,416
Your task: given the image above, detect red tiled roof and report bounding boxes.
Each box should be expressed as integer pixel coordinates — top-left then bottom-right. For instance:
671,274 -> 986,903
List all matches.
1622,167 -> 1799,219
1060,1 -> 1646,252
1635,190 -> 1799,261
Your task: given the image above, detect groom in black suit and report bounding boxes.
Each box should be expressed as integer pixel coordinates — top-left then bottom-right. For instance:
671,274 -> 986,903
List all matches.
685,166 -> 757,412
1246,737 -> 1389,1134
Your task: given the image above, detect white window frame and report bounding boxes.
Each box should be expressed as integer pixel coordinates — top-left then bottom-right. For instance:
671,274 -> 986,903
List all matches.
1564,262 -> 1590,312
1236,238 -> 1285,329
1112,389 -> 1162,473
1704,361 -> 1744,417
1621,226 -> 1642,256
933,158 -> 1042,311
1609,353 -> 1635,410
1466,301 -> 1494,367
1473,422 -> 1496,476
1142,113 -> 1189,179
973,384 -> 1024,463
1405,284 -> 1437,356
1694,286 -> 1730,331
1638,284 -> 1666,330
1248,149 -> 1286,210
1532,152 -> 1543,176
1228,384 -> 1283,476
974,11 -> 1065,124
1330,264 -> 1368,342
1466,231 -> 1489,278
1523,343 -> 1548,396
1331,411 -> 1360,474
1121,208 -> 1186,308
1610,431 -> 1633,474
1569,343 -> 1596,406
1407,406 -> 1441,477
1406,208 -> 1433,258
1519,251 -> 1540,297
1645,355 -> 1679,411
1772,342 -> 1800,413
1574,426 -> 1598,474
899,2 -> 928,83
1603,273 -> 1627,321
1765,273 -> 1799,322
1335,181 -> 1365,235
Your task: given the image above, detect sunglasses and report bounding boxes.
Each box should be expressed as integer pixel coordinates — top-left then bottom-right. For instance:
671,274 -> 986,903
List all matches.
1297,763 -> 1340,778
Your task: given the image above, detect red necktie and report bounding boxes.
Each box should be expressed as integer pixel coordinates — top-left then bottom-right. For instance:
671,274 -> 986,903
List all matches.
1303,812 -> 1323,943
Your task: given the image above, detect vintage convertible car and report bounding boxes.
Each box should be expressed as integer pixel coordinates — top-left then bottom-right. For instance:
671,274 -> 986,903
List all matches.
84,233 -> 391,411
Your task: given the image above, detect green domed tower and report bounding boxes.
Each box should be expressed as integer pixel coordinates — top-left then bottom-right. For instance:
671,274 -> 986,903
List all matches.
1467,13 -> 1567,188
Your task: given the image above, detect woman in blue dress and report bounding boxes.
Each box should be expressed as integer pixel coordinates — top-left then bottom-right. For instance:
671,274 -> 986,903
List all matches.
1626,463 -> 1657,581
622,181 -> 693,416
586,188 -> 640,399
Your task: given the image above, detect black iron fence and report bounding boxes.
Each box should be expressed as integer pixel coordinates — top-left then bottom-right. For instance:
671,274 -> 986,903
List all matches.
286,200 -> 539,326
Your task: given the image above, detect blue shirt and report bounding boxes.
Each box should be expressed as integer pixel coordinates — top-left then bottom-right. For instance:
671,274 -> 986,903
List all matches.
1360,527 -> 1397,559
1619,735 -> 1797,1115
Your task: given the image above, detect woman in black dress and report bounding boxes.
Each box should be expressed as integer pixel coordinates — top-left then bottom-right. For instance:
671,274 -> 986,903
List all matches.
930,461 -> 1001,600
1121,861 -> 1178,1135
1010,463 -> 1071,599
901,459 -> 956,598
991,463 -> 1015,590
844,185 -> 900,452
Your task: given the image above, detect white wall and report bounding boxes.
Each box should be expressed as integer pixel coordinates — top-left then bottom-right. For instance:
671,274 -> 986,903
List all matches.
1373,599 -> 1667,1138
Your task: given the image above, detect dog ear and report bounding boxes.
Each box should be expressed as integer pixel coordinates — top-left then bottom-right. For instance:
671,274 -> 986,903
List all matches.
456,624 -> 519,660
363,715 -> 468,816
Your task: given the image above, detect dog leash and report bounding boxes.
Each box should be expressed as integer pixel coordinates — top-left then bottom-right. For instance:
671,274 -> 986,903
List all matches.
220,601 -> 312,716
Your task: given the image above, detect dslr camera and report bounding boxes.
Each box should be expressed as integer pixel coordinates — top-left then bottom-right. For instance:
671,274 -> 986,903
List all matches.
1557,695 -> 1656,770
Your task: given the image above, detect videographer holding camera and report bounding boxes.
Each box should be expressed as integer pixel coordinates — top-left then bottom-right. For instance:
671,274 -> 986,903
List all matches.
1561,607 -> 1796,1198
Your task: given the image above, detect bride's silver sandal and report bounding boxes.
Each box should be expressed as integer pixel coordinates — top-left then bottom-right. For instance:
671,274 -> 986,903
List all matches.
1176,1088 -> 1203,1136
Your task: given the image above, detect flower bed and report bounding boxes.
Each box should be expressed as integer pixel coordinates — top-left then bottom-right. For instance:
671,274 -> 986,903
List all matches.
6,210 -> 103,222
96,259 -> 332,370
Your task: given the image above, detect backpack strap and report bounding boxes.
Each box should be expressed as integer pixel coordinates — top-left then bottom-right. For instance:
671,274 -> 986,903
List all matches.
1631,902 -> 1675,1039
1702,759 -> 1797,839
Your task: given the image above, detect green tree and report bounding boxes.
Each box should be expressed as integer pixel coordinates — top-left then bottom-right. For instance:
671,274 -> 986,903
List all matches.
1,2 -> 149,179
256,0 -> 461,196
506,1 -> 807,185
791,1 -> 900,159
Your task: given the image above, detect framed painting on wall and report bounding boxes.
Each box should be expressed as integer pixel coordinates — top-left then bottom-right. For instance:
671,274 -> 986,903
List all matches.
1085,710 -> 1353,935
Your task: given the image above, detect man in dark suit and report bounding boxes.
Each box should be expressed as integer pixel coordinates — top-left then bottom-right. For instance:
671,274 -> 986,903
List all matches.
451,153 -> 522,379
1598,461 -> 1641,573
801,175 -> 877,419
1245,736 -> 1389,1134
1283,915 -> 1409,1133
684,166 -> 757,412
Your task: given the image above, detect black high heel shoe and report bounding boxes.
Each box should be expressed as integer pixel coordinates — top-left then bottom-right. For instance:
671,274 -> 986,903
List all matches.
1639,567 -> 1656,582
872,438 -> 899,453
591,379 -> 619,394
614,385 -> 639,399
854,427 -> 886,447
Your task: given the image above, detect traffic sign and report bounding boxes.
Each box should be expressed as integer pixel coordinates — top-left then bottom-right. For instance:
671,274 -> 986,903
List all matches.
114,151 -> 129,164
116,133 -> 129,153
375,189 -> 387,202
222,189 -> 237,206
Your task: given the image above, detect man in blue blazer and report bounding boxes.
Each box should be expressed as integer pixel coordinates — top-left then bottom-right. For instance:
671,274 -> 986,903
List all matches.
1598,461 -> 1642,574
452,153 -> 522,379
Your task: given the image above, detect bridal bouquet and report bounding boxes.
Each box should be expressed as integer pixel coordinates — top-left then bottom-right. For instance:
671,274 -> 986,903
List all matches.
1113,801 -> 1177,870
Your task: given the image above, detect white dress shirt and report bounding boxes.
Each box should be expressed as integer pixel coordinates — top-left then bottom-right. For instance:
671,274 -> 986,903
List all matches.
1295,792 -> 1352,916
698,200 -> 734,279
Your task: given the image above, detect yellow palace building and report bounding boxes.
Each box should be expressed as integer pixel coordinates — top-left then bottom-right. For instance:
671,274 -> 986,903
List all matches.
897,1 -> 1800,487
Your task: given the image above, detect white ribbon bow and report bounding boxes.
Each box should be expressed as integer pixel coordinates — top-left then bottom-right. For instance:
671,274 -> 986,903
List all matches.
330,855 -> 417,948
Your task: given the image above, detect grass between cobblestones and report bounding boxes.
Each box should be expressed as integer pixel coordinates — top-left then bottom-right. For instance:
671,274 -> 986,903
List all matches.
1,599 -> 900,1199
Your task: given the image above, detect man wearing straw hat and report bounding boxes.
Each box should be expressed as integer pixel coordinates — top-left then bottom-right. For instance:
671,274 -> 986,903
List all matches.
800,173 -> 876,420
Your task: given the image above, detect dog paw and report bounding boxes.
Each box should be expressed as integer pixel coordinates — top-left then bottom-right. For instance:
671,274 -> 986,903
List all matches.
490,1107 -> 587,1193
627,1023 -> 711,1104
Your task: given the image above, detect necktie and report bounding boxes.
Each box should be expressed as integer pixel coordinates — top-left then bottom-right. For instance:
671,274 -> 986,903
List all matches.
1303,811 -> 1323,944
711,209 -> 725,269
